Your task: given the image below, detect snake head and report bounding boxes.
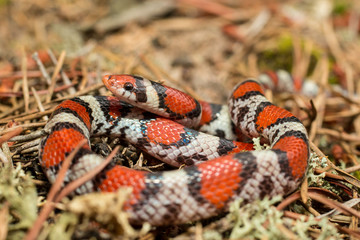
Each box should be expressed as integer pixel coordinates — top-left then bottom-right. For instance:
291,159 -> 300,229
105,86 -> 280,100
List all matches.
102,74 -> 148,103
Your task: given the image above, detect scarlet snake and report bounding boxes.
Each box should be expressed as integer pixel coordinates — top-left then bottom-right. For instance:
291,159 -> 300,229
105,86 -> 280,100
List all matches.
39,74 -> 310,225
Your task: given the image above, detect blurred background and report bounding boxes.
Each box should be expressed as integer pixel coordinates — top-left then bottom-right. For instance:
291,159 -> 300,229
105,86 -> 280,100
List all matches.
0,0 -> 358,102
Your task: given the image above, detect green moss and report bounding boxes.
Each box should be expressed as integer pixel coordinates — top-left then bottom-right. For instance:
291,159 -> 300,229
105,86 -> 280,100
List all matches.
332,0 -> 351,15
0,0 -> 10,7
257,34 -> 321,75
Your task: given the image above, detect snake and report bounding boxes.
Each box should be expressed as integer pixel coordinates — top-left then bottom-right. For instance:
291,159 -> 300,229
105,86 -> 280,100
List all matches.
39,74 -> 310,225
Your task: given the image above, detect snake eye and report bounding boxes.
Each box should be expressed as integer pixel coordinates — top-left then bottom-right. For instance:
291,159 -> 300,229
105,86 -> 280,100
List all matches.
124,82 -> 134,91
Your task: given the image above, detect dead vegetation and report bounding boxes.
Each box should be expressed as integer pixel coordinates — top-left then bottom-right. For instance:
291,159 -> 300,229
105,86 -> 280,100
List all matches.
1,0 -> 360,239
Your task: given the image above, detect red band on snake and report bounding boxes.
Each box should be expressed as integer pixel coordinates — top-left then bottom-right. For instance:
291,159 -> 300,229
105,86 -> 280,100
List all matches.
39,74 -> 309,225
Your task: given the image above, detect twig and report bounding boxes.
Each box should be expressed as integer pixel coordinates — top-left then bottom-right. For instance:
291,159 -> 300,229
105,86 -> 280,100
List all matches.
31,87 -> 48,121
317,128 -> 360,142
309,192 -> 360,219
21,48 -> 30,113
32,52 -> 51,85
46,51 -> 66,103
0,127 -> 23,145
0,109 -> 54,124
47,49 -> 76,95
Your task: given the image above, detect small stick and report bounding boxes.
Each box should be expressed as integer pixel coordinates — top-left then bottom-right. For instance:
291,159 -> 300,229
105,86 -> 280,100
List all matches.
0,109 -> 54,124
31,87 -> 48,121
309,192 -> 360,219
0,127 -> 23,145
13,140 -> 41,154
317,128 -> 360,142
6,128 -> 45,142
21,47 -> 30,113
32,52 -> 52,85
46,51 -> 66,103
51,82 -> 104,103
47,49 -> 76,95
78,62 -> 89,91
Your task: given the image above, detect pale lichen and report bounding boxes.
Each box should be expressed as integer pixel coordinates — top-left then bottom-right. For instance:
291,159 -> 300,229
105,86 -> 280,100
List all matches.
47,187 -> 151,239
0,163 -> 37,239
222,195 -> 339,240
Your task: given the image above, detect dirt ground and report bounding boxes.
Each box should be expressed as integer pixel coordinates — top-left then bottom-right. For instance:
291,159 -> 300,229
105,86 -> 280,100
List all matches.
1,0 -> 360,239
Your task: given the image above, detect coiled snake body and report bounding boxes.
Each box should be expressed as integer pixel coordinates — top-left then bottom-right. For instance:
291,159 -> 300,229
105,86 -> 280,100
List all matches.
39,74 -> 309,225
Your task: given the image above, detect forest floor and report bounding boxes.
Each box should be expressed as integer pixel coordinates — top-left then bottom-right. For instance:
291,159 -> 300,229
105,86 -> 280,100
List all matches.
1,0 -> 360,239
